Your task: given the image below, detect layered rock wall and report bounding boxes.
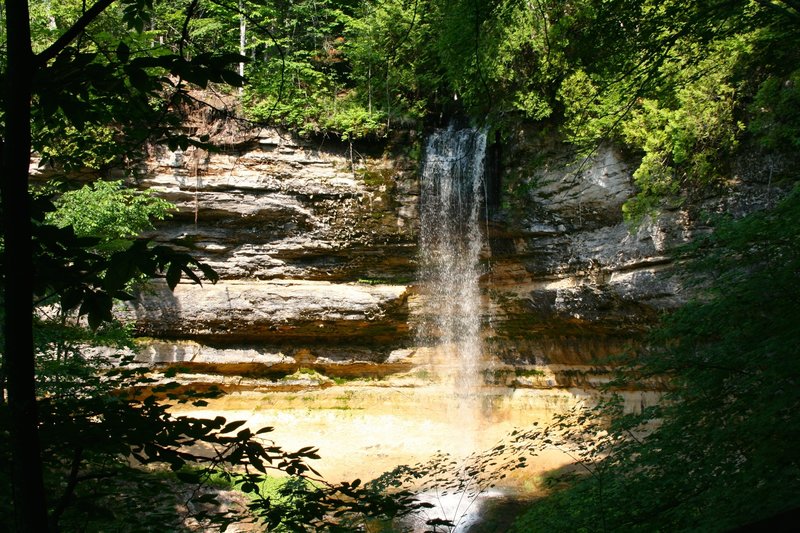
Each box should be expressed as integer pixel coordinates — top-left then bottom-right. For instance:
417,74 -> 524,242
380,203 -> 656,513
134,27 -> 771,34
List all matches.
124,126 -> 419,375
123,120 -> 777,389
484,129 -> 778,387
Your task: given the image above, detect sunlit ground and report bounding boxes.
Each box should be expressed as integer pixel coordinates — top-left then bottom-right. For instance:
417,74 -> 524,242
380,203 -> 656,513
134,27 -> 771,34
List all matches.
170,377 -> 654,486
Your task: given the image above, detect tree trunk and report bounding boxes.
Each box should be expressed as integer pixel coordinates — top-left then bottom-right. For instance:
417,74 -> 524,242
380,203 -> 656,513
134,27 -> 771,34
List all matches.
239,0 -> 246,96
2,1 -> 50,530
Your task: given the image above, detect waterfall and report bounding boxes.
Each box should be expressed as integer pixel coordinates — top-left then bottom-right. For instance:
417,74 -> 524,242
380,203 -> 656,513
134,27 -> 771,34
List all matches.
417,126 -> 488,394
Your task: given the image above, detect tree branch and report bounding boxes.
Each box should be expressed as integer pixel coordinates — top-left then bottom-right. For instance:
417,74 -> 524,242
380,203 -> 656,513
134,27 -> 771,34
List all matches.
753,0 -> 800,20
179,0 -> 200,59
36,0 -> 118,66
50,447 -> 84,526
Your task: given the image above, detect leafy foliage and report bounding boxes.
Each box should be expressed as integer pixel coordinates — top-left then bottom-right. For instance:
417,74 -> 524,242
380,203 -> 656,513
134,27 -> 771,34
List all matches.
618,38 -> 746,221
241,0 -> 363,136
4,5 -> 428,528
5,182 -> 417,531
7,0 -> 800,530
0,349 -> 335,530
552,1 -> 800,218
2,343 -> 424,530
45,180 -> 174,253
32,217 -> 219,329
344,0 -> 440,129
749,67 -> 800,152
510,186 -> 800,531
0,0 -> 245,175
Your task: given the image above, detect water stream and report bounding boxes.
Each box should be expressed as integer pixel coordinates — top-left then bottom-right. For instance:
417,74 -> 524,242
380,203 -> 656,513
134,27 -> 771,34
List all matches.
409,128 -> 496,531
172,126 -> 585,531
417,126 -> 488,395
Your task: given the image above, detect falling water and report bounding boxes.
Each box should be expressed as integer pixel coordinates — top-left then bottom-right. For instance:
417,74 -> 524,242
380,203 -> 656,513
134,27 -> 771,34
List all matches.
417,126 -> 488,395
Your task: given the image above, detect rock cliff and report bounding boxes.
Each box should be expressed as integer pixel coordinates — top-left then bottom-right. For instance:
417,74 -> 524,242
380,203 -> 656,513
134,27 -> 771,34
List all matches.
124,123 -> 419,378
484,128 -> 778,388
124,119 -> 777,390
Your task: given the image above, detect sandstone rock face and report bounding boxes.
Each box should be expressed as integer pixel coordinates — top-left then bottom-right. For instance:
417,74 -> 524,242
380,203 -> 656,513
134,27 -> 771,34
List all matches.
484,130 -> 779,386
124,279 -> 409,345
139,127 -> 419,283
126,121 -> 777,388
126,127 -> 418,371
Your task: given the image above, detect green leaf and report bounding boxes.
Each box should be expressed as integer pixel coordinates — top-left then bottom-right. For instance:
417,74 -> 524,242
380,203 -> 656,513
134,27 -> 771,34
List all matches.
181,265 -> 202,286
165,262 -> 181,290
116,42 -> 131,64
198,263 -> 219,283
104,253 -> 136,292
124,65 -> 151,92
221,420 -> 246,434
61,288 -> 84,311
220,69 -> 244,88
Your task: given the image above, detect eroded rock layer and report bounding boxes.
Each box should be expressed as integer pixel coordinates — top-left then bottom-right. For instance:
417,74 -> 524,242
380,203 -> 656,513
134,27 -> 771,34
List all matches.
483,129 -> 777,387
125,126 -> 417,373
125,121 -> 776,389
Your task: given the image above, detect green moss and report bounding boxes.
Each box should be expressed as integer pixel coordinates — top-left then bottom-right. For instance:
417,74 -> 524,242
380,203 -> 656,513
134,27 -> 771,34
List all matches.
482,367 -> 516,384
516,368 -> 546,378
357,277 -> 414,285
409,368 -> 433,382
281,368 -> 332,385
357,167 -> 394,188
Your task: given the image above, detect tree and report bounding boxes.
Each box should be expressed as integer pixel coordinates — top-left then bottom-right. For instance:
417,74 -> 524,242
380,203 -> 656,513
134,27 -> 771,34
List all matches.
3,2 -> 48,528
45,180 -> 174,252
1,1 -> 240,529
554,0 -> 800,219
507,186 -> 800,531
2,4 -> 427,529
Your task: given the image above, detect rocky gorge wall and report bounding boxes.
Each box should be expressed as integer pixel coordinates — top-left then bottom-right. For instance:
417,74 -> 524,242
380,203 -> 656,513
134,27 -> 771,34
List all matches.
120,119 -> 420,380
483,128 -> 780,389
121,118 -> 779,391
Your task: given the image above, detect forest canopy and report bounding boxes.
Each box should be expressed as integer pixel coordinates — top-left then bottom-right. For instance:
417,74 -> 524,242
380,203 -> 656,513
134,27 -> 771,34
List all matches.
7,0 -> 800,215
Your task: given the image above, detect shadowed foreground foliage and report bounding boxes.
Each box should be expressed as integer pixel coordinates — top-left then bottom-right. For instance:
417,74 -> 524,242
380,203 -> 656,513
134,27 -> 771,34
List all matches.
379,186 -> 800,532
2,179 -> 425,531
505,186 -> 800,532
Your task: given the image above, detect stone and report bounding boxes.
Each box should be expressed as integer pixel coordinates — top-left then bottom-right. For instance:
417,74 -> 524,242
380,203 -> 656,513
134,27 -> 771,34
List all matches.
120,121 -> 783,387
481,126 -> 782,386
122,279 -> 410,345
138,133 -> 419,282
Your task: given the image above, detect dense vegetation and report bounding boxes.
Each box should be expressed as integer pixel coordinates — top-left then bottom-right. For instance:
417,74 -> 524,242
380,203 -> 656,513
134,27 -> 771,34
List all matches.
183,0 -> 800,218
10,0 -> 800,213
3,0 -> 800,531
509,186 -> 800,531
